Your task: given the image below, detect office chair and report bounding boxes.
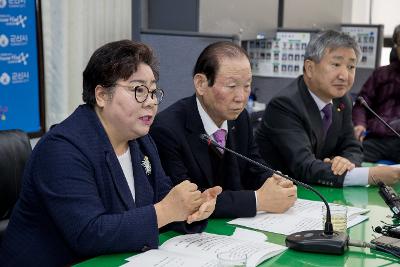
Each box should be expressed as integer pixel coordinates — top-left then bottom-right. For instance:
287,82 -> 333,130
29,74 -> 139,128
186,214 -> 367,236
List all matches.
0,130 -> 32,243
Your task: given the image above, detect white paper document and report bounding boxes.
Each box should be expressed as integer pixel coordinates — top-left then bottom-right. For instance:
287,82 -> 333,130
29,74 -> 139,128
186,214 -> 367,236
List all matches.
231,227 -> 268,243
228,199 -> 369,235
122,232 -> 287,267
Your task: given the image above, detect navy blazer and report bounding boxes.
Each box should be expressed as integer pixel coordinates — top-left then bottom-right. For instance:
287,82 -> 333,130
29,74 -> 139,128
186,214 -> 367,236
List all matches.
150,95 -> 272,218
0,105 -> 205,266
256,76 -> 363,187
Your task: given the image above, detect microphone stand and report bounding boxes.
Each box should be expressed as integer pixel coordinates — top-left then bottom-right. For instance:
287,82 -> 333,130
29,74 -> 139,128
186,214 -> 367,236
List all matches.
358,96 -> 400,139
200,134 -> 349,254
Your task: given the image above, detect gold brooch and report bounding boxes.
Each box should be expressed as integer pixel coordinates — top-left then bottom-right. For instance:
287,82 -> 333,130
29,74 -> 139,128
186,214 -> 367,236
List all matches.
141,156 -> 152,175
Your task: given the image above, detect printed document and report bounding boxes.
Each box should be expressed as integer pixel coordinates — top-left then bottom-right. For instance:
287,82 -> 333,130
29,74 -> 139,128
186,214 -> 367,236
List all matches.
121,232 -> 286,267
228,199 -> 369,235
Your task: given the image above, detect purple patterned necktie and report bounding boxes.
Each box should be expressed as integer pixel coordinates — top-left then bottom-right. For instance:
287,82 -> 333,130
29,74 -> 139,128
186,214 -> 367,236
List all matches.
213,129 -> 227,153
321,103 -> 333,137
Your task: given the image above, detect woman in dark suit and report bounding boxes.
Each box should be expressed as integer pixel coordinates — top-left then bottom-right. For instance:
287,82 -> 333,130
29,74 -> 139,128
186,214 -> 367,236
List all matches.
0,40 -> 221,266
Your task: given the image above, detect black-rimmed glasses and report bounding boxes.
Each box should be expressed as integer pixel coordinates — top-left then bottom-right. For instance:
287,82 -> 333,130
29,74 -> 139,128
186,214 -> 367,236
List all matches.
115,84 -> 164,105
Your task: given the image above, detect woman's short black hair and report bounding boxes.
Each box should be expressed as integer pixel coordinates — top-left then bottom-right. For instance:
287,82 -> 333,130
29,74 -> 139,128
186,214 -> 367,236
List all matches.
82,40 -> 158,107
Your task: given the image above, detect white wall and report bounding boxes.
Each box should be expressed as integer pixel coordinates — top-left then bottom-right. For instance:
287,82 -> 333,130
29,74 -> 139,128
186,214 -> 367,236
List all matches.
347,0 -> 370,24
284,0 -> 344,29
41,0 -> 132,129
371,0 -> 400,36
199,0 -> 278,40
341,0 -> 399,37
199,0 -> 361,39
341,0 -> 353,23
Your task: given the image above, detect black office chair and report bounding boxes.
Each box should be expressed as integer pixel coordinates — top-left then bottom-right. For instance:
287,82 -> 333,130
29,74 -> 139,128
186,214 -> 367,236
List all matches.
0,130 -> 32,243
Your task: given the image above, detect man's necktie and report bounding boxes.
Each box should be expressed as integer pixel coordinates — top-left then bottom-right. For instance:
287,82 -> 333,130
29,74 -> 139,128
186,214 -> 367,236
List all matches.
321,103 -> 333,137
213,129 -> 227,153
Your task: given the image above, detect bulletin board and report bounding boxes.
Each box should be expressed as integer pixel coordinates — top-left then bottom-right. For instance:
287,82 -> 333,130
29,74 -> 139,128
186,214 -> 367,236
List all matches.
341,24 -> 384,69
243,29 -> 317,78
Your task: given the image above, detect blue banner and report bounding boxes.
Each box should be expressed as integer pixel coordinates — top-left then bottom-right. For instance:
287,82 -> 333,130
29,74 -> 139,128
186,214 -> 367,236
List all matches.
0,0 -> 43,134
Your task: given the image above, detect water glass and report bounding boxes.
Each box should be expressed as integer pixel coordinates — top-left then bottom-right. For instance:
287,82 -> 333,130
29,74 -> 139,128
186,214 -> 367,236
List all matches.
322,204 -> 347,232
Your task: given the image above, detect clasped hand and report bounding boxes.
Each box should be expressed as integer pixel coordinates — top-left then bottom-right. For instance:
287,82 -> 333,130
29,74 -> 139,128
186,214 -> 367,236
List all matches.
323,156 -> 355,175
158,180 -> 221,225
187,185 -> 222,224
256,174 -> 297,213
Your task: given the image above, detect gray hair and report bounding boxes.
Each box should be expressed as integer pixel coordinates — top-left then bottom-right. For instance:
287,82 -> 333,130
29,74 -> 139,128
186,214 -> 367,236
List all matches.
393,24 -> 400,46
304,30 -> 361,63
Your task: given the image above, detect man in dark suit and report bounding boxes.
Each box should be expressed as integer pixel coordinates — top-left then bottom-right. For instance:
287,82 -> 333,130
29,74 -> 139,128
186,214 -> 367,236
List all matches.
256,30 -> 400,187
150,42 -> 297,218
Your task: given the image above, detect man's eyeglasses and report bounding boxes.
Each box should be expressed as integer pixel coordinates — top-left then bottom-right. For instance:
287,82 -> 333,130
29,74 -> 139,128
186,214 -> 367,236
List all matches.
115,84 -> 164,105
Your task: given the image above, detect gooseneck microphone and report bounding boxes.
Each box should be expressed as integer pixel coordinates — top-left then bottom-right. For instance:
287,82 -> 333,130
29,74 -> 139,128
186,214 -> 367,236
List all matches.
200,133 -> 349,254
357,96 -> 400,139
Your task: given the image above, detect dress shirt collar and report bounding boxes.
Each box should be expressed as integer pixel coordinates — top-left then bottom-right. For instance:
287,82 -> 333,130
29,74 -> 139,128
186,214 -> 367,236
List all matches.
307,88 -> 333,113
196,97 -> 228,138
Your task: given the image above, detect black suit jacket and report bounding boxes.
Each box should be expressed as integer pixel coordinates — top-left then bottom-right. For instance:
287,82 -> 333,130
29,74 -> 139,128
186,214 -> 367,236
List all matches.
0,105 -> 205,266
256,76 -> 362,187
150,95 -> 271,218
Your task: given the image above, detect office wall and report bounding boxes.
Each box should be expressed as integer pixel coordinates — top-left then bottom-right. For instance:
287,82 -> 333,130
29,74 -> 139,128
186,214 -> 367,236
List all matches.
284,0 -> 344,29
199,0 -> 278,40
148,0 -> 199,31
41,0 -> 132,128
156,0 -> 368,40
340,0 -> 400,33
372,0 -> 400,36
347,0 -> 370,24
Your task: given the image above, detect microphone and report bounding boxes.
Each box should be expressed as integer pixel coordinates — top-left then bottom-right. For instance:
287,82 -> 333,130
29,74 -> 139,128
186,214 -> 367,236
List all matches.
357,96 -> 400,139
200,133 -> 349,254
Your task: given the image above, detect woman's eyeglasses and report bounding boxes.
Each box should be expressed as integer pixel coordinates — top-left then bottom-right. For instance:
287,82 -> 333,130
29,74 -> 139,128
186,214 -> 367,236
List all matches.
115,84 -> 164,105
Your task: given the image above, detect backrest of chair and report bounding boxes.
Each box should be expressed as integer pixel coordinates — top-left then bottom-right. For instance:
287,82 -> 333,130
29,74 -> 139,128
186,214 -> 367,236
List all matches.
0,130 -> 32,220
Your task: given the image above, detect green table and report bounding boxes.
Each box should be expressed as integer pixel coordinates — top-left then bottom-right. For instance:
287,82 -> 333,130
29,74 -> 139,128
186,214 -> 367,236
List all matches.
76,185 -> 400,266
